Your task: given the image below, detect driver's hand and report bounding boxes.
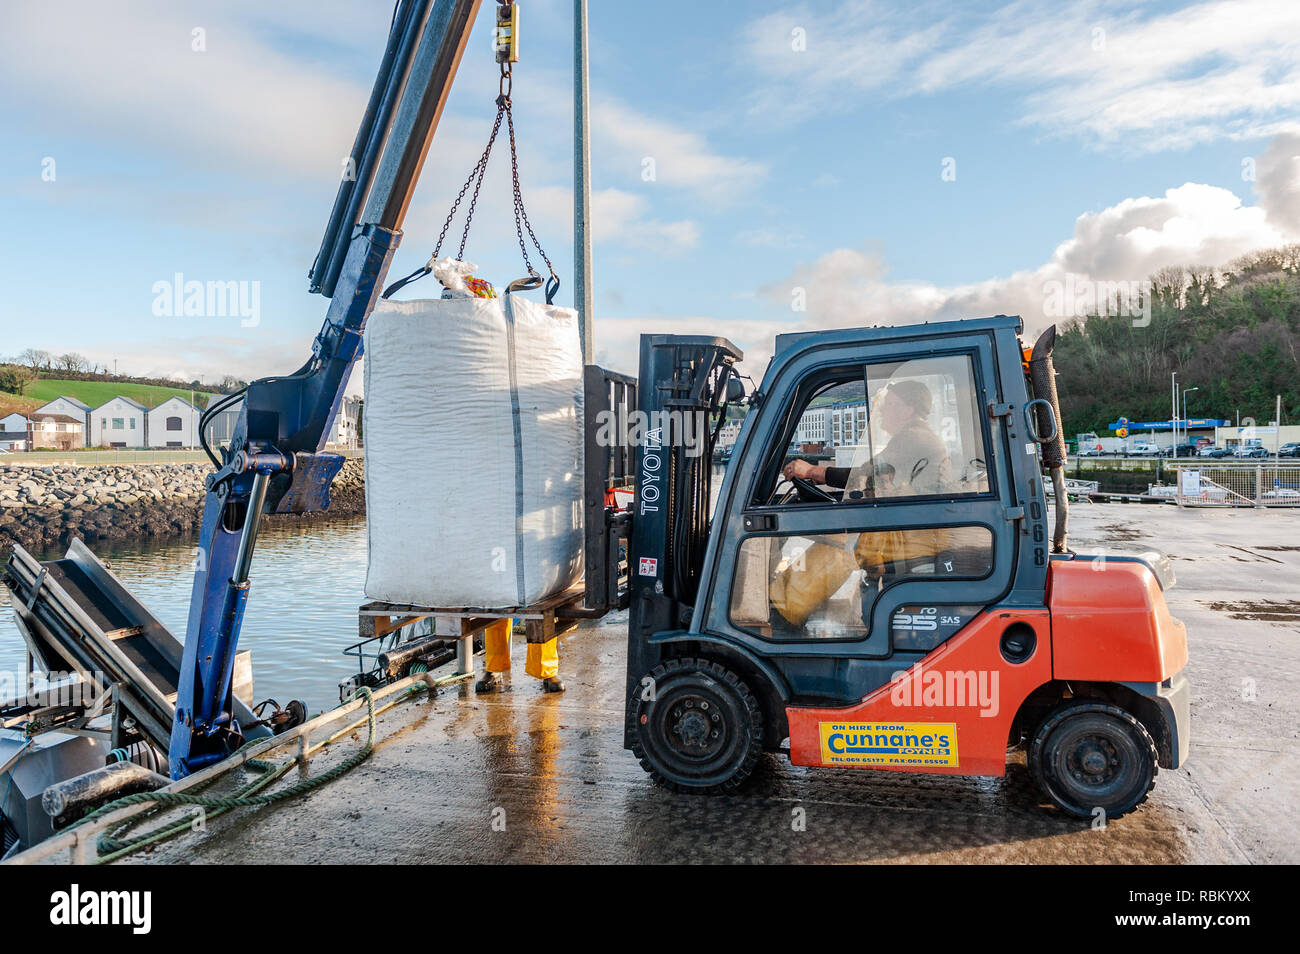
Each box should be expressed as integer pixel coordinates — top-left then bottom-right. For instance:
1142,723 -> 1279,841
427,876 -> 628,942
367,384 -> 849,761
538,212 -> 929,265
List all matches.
782,459 -> 815,481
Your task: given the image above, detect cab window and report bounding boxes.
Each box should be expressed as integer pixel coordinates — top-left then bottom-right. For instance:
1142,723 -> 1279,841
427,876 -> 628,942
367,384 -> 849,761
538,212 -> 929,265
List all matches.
729,526 -> 994,640
754,353 -> 990,505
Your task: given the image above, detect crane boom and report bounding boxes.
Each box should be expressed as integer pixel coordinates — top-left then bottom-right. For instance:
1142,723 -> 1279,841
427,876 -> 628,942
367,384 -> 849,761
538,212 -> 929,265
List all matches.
169,0 -> 483,778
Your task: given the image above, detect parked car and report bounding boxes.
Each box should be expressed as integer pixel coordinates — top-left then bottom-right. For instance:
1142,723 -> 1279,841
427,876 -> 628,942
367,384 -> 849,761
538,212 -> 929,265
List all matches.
1279,442 -> 1300,458
1131,440 -> 1161,456
1235,445 -> 1269,458
1171,442 -> 1200,457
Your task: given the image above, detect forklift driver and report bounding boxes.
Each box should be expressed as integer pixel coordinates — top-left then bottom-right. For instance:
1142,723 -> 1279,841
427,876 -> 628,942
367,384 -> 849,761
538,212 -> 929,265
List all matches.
781,379 -> 953,497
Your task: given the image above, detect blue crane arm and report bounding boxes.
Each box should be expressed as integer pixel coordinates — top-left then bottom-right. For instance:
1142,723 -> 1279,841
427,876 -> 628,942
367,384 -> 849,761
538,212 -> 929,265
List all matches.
169,0 -> 484,778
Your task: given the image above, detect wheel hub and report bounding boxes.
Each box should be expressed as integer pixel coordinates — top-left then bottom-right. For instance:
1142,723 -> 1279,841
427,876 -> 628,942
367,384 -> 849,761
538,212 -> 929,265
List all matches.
676,709 -> 709,747
1067,735 -> 1119,786
666,695 -> 724,757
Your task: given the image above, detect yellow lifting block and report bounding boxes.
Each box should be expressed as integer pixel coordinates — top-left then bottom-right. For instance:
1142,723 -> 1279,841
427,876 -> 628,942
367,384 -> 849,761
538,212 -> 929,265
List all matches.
495,3 -> 519,65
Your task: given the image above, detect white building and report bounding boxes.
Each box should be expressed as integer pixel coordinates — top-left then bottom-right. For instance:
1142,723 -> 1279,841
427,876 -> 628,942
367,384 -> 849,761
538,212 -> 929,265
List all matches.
0,412 -> 29,451
33,396 -> 91,447
147,396 -> 201,448
29,412 -> 84,450
327,396 -> 362,448
1214,423 -> 1300,452
717,419 -> 743,450
794,406 -> 831,446
830,400 -> 869,448
91,396 -> 148,448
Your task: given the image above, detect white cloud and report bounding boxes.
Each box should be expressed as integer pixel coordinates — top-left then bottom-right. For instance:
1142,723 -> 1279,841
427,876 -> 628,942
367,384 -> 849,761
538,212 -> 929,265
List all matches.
758,134 -> 1300,352
592,316 -> 788,379
528,186 -> 700,251
76,331 -> 308,387
1255,133 -> 1300,235
744,0 -> 1300,150
0,2 -> 371,182
590,98 -> 767,205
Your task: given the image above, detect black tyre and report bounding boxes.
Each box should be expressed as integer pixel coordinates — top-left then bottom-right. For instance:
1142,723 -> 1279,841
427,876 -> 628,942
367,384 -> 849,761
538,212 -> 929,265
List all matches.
628,657 -> 763,794
1029,701 -> 1158,819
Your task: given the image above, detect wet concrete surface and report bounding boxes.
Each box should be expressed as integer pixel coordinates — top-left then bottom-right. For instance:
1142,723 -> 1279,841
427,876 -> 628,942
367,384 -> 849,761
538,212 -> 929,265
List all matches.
134,504 -> 1298,864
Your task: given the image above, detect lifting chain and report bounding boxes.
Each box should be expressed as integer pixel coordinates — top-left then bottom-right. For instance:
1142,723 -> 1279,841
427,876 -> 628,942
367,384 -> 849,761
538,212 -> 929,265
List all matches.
383,1 -> 558,303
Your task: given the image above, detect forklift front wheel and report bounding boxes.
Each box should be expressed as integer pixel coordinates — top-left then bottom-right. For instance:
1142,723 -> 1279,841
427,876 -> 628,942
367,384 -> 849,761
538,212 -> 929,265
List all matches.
1029,701 -> 1158,820
629,658 -> 763,795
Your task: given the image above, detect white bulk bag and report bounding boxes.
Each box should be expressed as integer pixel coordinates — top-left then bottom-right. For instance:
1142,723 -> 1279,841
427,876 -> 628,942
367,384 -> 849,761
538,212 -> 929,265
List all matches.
363,294 -> 584,608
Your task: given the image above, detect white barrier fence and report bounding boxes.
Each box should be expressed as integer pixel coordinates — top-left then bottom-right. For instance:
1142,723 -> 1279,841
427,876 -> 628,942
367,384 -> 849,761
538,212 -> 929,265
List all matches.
1166,462 -> 1300,507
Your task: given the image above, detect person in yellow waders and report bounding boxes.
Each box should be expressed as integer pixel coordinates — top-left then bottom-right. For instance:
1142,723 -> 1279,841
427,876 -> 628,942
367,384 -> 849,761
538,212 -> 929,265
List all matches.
475,618 -> 564,693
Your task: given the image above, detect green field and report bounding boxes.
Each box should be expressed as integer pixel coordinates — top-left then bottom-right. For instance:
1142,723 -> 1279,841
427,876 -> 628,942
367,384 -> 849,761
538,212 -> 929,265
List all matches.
12,378 -> 218,412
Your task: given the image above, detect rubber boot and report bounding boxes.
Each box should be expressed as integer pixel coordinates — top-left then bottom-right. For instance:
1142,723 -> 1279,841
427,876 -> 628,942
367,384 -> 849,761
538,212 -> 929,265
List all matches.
476,619 -> 513,693
475,671 -> 505,693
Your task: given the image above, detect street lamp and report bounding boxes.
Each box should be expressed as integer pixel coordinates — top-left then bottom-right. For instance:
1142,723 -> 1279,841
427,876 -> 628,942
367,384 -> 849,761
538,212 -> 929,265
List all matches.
1182,386 -> 1199,450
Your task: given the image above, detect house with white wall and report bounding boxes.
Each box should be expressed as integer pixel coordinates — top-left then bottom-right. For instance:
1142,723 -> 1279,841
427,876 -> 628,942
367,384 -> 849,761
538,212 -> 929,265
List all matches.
33,396 -> 92,447
91,396 -> 148,448
29,413 -> 84,450
146,396 -> 200,448
327,396 -> 361,448
0,412 -> 29,451
202,395 -> 241,449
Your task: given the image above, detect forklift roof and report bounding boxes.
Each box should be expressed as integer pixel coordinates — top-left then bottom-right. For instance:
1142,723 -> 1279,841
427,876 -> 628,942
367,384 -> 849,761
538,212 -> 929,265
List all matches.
642,334 -> 743,362
773,314 -> 1024,356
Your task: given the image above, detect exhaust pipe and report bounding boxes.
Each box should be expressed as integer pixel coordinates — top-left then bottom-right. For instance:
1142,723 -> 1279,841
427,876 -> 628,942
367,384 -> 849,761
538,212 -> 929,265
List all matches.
1028,325 -> 1069,553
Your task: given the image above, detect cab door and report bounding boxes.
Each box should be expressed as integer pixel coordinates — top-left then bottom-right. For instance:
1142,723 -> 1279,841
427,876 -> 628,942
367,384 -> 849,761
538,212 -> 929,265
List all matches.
698,329 -> 1030,704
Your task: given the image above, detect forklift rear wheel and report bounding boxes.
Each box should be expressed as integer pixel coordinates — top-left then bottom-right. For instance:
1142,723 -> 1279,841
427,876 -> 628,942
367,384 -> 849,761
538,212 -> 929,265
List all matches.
629,658 -> 763,795
1029,701 -> 1158,820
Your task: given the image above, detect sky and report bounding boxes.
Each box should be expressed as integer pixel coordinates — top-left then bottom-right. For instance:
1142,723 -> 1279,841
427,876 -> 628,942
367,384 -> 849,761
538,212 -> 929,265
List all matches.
1,0 -> 1299,391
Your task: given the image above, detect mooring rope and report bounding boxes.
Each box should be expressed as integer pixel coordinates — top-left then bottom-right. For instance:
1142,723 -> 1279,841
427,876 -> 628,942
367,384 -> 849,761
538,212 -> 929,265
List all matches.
66,687 -> 382,863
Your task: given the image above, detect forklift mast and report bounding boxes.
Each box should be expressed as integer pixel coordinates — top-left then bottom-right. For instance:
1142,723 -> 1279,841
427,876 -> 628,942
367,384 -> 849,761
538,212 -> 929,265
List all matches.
624,335 -> 743,703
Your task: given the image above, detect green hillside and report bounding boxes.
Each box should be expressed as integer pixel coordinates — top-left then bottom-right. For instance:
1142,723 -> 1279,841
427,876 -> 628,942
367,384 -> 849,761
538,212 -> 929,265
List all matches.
1056,245 -> 1300,435
21,378 -> 217,411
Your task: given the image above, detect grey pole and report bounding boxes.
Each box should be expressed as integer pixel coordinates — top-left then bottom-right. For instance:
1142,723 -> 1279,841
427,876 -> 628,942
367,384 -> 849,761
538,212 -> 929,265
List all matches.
574,0 -> 594,364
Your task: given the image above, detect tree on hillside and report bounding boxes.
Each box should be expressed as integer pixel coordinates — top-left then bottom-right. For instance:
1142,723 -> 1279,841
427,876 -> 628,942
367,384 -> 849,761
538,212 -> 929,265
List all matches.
17,348 -> 51,372
1054,245 -> 1300,435
0,365 -> 33,395
56,352 -> 89,373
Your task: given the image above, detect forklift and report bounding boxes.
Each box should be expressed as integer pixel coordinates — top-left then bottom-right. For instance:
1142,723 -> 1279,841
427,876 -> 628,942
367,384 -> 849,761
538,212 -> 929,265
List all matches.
613,324 -> 1190,819
2,2 -> 1188,842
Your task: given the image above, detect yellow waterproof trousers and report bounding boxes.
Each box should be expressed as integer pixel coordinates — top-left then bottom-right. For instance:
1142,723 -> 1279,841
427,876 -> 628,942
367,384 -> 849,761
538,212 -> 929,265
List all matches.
483,619 -> 559,680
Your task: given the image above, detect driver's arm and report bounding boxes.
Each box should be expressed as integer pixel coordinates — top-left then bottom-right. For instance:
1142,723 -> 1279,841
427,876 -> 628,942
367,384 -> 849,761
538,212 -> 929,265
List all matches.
782,459 -> 850,489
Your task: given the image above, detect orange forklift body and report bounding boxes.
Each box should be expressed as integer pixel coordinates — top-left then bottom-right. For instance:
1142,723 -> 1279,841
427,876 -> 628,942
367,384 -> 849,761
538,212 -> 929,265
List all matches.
786,561 -> 1188,777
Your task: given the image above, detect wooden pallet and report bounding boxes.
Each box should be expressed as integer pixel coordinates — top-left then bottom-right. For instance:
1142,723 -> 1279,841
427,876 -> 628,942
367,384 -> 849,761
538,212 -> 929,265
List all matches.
357,584 -> 586,645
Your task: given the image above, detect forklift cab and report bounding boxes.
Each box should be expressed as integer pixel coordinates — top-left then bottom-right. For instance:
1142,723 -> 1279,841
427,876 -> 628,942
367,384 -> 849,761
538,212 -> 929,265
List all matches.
623,316 -> 1190,819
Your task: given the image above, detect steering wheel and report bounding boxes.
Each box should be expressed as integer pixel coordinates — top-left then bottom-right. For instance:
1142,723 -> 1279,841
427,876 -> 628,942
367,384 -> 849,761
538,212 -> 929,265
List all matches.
792,476 -> 836,502
783,475 -> 836,504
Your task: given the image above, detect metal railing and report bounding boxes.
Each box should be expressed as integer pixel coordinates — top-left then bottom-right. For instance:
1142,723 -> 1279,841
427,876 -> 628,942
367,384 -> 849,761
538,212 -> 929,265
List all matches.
2,668 -> 466,865
1164,462 -> 1300,507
